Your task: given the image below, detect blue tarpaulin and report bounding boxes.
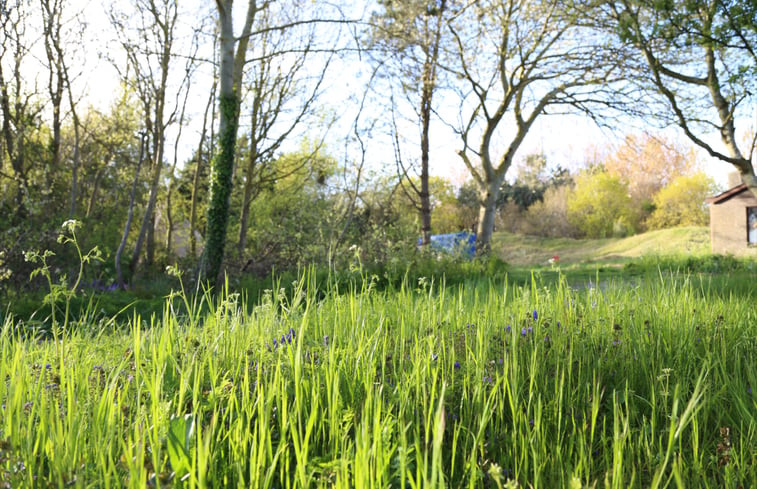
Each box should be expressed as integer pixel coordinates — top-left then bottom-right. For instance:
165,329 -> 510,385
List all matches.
418,232 -> 476,258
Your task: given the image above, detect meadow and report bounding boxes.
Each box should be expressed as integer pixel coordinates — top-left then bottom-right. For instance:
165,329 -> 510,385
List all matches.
1,262 -> 756,488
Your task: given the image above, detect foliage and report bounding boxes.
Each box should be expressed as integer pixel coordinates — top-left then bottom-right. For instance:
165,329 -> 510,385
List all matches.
603,132 -> 698,210
521,184 -> 580,238
646,172 -> 718,229
567,170 -> 639,238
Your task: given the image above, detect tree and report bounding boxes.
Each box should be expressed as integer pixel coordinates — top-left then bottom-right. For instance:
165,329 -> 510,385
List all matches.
646,172 -> 717,229
236,2 -> 334,258
567,169 -> 639,238
0,1 -> 41,220
203,0 -> 346,285
372,0 -> 451,245
449,0 -> 624,252
603,132 -> 697,208
39,0 -> 86,217
110,0 -> 197,275
202,0 -> 258,285
603,0 -> 757,197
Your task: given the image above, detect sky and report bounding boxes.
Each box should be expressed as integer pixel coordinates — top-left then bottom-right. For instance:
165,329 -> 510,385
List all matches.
22,0 -> 744,190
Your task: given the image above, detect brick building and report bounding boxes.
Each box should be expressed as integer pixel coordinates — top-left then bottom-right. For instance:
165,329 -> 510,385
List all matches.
706,182 -> 757,255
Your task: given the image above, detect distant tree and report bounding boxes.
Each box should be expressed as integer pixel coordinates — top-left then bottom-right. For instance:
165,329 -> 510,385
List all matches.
646,172 -> 717,229
450,0 -> 625,252
567,170 -> 639,238
603,133 -> 698,210
372,0 -> 451,246
110,0 -> 189,274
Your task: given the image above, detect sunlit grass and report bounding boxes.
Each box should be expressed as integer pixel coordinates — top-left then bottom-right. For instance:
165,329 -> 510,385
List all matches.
0,271 -> 755,487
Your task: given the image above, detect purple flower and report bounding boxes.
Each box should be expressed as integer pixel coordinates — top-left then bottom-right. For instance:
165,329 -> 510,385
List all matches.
533,310 -> 538,320
556,321 -> 561,328
528,327 -> 533,334
521,327 -> 527,337
529,419 -> 534,427
749,387 -> 753,395
454,361 -> 461,370
506,324 -> 511,333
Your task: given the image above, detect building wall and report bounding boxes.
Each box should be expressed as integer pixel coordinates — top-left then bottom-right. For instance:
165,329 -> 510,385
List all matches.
710,191 -> 757,255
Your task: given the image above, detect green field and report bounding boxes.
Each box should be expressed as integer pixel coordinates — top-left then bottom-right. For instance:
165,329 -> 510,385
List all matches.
1,265 -> 755,488
492,226 -> 711,266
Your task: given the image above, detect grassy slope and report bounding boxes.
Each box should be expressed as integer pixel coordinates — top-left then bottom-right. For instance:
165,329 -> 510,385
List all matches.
491,226 -> 710,266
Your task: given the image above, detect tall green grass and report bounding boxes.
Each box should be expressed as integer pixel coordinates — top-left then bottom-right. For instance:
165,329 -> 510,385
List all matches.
0,271 -> 755,487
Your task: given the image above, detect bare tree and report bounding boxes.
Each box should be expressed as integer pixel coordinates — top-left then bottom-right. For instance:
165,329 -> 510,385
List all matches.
39,0 -> 86,216
371,0 -> 451,245
110,0 -> 189,275
115,131 -> 147,289
236,2 -> 335,257
602,0 -> 757,196
449,0 -> 624,252
0,0 -> 41,220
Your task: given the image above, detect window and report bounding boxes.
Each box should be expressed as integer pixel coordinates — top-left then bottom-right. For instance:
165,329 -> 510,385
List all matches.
749,207 -> 757,245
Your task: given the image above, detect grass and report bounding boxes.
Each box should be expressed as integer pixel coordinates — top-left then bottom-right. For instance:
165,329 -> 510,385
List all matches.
0,270 -> 755,488
491,226 -> 711,266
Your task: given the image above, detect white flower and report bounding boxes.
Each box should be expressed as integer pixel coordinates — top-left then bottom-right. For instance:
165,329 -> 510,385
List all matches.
61,219 -> 81,233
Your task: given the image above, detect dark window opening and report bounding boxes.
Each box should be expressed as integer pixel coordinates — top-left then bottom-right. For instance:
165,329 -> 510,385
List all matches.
748,207 -> 757,245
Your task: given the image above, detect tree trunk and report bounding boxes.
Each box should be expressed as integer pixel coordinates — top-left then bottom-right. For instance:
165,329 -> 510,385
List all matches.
475,179 -> 501,254
116,134 -> 146,289
190,83 -> 215,257
419,76 -> 432,245
202,0 -> 256,286
131,147 -> 163,275
86,163 -> 107,218
237,145 -> 257,255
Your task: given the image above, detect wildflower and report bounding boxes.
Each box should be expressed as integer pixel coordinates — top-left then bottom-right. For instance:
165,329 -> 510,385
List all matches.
533,310 -> 538,320
529,419 -> 534,427
748,387 -> 753,395
431,353 -> 438,362
521,327 -> 527,337
506,324 -> 511,333
454,361 -> 461,370
323,335 -> 329,347
528,326 -> 533,334
612,339 -> 620,346
556,321 -> 561,328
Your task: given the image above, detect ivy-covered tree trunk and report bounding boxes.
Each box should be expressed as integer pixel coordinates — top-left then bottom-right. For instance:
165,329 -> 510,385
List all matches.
202,0 -> 256,286
203,93 -> 239,285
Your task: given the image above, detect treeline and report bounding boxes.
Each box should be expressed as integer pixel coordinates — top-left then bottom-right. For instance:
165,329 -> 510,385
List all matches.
0,0 -> 755,292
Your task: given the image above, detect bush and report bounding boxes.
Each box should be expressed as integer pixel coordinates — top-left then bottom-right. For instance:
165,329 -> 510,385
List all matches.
567,170 -> 640,238
645,172 -> 717,229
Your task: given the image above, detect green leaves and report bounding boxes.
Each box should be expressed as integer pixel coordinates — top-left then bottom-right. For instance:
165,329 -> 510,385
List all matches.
166,414 -> 195,480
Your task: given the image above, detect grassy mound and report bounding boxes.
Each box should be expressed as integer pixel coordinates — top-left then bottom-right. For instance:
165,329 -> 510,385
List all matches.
492,226 -> 710,266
